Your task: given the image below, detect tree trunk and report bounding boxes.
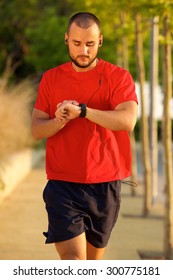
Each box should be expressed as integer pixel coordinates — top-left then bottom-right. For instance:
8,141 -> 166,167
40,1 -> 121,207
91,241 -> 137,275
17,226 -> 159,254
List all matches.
130,131 -> 138,195
135,13 -> 152,216
121,12 -> 138,194
120,12 -> 138,195
149,16 -> 159,203
162,12 -> 173,260
120,11 -> 129,70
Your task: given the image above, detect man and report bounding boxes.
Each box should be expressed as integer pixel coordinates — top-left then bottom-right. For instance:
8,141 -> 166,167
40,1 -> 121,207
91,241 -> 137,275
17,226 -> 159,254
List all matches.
32,12 -> 138,260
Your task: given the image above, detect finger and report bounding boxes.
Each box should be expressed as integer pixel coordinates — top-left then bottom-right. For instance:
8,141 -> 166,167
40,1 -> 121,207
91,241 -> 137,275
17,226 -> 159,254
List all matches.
62,100 -> 79,105
71,100 -> 79,105
57,102 -> 63,109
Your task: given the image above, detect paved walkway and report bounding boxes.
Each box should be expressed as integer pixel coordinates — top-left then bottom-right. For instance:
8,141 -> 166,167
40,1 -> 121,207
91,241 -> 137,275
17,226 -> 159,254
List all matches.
0,155 -> 165,260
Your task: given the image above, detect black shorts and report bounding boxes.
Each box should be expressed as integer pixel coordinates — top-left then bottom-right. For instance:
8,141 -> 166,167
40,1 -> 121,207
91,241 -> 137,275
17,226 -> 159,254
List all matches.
43,180 -> 121,248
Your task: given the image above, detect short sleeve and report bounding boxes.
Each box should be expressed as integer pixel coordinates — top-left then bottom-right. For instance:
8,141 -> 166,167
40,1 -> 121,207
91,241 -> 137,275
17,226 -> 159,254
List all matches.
110,68 -> 138,109
34,72 -> 50,115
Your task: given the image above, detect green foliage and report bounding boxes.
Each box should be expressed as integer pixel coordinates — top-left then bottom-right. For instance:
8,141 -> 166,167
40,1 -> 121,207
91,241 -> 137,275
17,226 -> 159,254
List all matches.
0,0 -> 73,76
0,0 -> 173,81
24,9 -> 69,72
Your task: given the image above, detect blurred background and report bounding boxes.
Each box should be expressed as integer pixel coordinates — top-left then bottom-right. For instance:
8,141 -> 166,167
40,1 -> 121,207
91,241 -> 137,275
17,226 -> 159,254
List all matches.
0,0 -> 173,259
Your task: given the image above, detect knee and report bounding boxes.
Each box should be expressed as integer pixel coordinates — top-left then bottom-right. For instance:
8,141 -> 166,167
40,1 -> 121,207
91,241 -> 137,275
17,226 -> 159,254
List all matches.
60,251 -> 86,260
55,233 -> 87,260
55,243 -> 86,260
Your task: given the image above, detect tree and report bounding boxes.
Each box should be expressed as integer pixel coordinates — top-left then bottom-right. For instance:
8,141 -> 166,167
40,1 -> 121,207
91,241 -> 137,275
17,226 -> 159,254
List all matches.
162,9 -> 173,260
135,13 -> 152,216
24,9 -> 69,72
117,11 -> 138,194
0,0 -> 73,80
149,16 -> 159,203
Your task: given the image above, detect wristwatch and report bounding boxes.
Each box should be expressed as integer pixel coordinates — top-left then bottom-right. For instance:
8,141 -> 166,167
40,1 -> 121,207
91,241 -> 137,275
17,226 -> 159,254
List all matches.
79,103 -> 87,118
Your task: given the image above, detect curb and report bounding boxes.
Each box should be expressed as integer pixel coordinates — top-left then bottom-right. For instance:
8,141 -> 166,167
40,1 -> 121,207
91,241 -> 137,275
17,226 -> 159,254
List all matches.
0,149 -> 45,202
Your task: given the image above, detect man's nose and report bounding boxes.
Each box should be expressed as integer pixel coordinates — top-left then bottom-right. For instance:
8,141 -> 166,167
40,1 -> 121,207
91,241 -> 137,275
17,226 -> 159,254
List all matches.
80,45 -> 89,54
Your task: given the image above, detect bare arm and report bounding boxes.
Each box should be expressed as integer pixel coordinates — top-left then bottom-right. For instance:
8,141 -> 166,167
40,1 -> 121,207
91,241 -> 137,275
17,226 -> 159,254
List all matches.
31,108 -> 68,140
56,100 -> 138,132
86,101 -> 138,131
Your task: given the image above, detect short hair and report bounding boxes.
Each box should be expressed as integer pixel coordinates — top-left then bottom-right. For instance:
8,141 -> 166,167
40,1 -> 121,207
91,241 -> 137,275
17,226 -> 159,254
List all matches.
67,12 -> 101,33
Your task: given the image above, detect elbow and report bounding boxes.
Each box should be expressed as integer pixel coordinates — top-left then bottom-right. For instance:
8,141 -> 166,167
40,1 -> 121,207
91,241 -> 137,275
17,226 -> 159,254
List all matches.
31,128 -> 42,141
33,135 -> 41,141
128,126 -> 135,133
124,103 -> 138,132
126,109 -> 138,132
127,118 -> 137,132
32,133 -> 40,141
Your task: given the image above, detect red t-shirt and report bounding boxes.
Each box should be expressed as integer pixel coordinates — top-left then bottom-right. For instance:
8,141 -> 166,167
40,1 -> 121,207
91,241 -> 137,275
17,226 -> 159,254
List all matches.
34,59 -> 138,183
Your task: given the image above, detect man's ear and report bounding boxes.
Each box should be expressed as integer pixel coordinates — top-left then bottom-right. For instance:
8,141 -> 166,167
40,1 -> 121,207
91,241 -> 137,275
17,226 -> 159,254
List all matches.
65,33 -> 68,45
99,35 -> 103,46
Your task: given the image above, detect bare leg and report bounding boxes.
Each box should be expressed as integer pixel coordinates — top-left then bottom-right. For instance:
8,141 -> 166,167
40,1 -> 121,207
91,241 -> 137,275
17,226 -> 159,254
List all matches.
55,232 -> 87,260
87,241 -> 106,260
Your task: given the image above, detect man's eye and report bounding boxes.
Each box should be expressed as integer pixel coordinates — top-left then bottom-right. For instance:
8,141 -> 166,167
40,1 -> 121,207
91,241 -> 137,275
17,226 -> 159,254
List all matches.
74,42 -> 80,46
86,43 -> 94,47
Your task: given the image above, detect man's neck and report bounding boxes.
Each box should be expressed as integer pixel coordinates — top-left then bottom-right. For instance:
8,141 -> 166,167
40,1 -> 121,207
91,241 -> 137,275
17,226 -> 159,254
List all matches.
72,58 -> 98,72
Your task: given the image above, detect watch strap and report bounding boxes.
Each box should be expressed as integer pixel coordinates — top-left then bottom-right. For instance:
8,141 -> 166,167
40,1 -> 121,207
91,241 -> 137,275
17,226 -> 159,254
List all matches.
79,103 -> 87,118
